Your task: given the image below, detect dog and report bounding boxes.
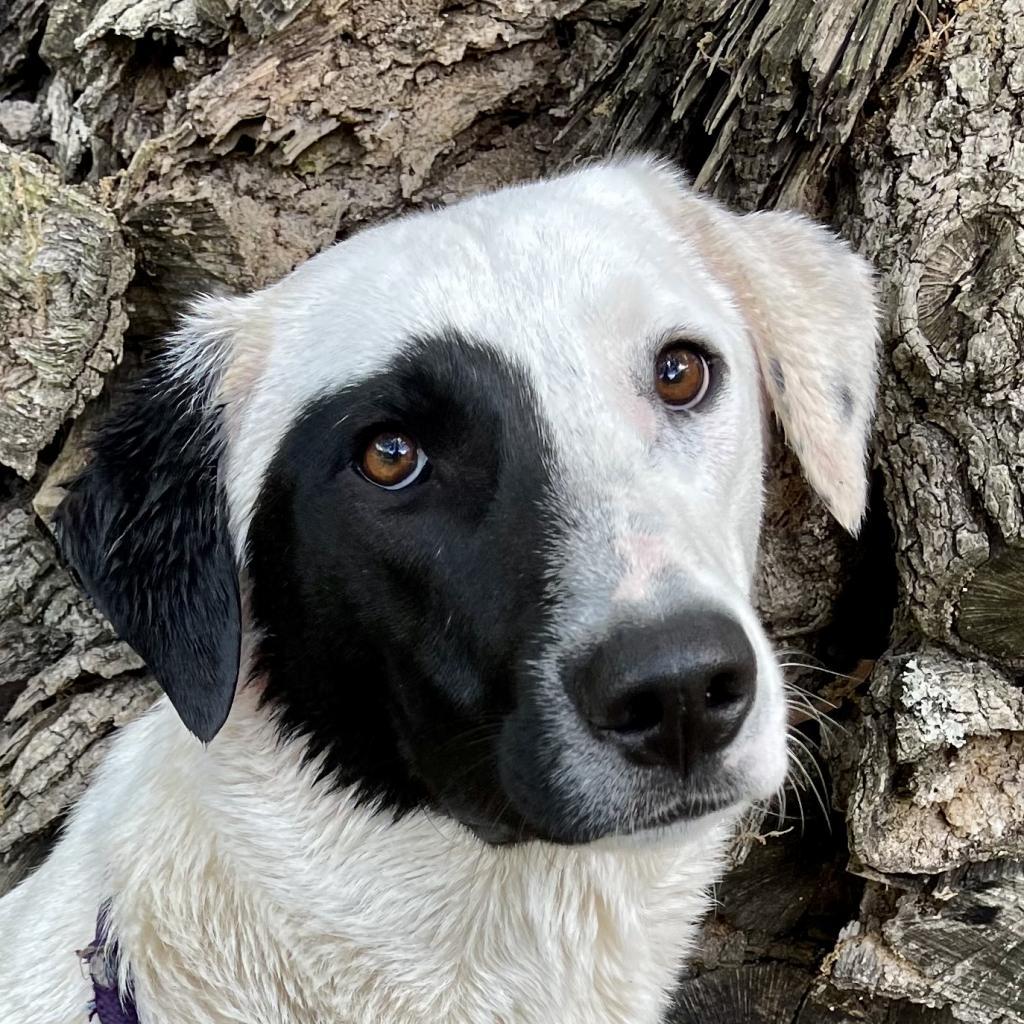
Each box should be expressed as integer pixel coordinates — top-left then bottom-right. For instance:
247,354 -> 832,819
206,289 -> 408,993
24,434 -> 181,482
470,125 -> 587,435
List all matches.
0,156 -> 877,1024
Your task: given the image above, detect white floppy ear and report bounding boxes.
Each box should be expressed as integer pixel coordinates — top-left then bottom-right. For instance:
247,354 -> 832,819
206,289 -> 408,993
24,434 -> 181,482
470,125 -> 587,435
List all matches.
630,159 -> 880,534
725,210 -> 880,534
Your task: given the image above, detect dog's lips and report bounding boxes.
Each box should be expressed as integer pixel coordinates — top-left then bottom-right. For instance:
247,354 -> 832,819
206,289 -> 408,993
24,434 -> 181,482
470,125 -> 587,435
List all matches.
446,779 -> 745,847
432,710 -> 756,847
620,761 -> 749,829
462,817 -> 538,845
646,790 -> 742,827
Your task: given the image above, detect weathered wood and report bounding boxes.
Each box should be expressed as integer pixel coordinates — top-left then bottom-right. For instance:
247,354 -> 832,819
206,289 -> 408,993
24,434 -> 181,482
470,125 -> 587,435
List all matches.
0,0 -> 48,93
670,964 -> 809,1023
36,0 -> 639,335
671,964 -> 960,1024
821,1 -> 1024,1013
845,650 -> 1024,877
565,0 -> 929,212
797,982 -> 958,1024
0,502 -> 157,883
957,547 -> 1024,661
830,862 -> 1024,1024
0,143 -> 133,478
842,0 -> 1024,656
0,136 -> 140,875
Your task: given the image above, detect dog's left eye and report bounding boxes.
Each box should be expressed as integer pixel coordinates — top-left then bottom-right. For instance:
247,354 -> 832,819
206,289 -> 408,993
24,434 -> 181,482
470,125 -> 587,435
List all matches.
655,343 -> 711,409
358,430 -> 429,490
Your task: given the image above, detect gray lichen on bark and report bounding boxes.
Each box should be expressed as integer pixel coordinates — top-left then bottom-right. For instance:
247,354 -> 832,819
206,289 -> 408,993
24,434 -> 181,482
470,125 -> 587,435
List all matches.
829,0 -> 1024,1014
846,650 -> 1024,877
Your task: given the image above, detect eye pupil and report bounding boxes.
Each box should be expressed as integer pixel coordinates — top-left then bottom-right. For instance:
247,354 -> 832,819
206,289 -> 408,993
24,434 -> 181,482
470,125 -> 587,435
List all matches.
655,343 -> 710,409
660,357 -> 686,382
374,435 -> 410,461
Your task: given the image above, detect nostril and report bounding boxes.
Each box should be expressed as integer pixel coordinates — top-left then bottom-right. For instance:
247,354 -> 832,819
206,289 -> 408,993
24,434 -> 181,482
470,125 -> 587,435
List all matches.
569,609 -> 757,768
601,688 -> 663,735
705,671 -> 749,710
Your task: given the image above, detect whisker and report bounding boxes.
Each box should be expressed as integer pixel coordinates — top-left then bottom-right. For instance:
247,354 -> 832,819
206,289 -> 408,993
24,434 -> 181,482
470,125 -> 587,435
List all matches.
789,779 -> 807,833
786,695 -> 829,723
783,681 -> 851,739
783,680 -> 840,709
787,733 -> 832,827
418,806 -> 458,850
777,661 -> 861,683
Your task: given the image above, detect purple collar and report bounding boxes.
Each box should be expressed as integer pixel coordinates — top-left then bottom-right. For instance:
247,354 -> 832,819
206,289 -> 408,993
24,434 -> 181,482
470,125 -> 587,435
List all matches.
78,906 -> 139,1024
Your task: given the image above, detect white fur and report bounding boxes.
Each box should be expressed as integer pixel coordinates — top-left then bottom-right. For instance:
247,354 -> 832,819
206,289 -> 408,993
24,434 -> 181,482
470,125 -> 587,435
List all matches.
0,690 -> 731,1024
0,157 -> 878,1023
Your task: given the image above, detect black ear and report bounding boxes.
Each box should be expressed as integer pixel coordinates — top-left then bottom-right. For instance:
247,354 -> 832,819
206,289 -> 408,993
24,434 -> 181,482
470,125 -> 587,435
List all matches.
54,370 -> 240,742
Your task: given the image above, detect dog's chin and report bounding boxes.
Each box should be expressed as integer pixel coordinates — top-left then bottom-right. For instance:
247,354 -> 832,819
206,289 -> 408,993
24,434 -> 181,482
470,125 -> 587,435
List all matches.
448,788 -> 748,848
588,798 -> 747,852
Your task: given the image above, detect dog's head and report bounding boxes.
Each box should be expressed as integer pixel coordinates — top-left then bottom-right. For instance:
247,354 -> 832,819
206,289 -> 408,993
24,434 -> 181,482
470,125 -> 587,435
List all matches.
57,159 -> 877,845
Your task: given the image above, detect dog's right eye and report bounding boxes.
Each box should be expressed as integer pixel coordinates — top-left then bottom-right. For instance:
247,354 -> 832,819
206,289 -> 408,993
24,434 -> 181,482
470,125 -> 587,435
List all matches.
358,430 -> 429,490
655,343 -> 711,409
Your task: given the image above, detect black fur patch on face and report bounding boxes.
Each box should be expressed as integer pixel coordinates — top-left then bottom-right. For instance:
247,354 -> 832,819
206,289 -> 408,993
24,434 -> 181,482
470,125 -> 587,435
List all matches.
247,332 -> 560,836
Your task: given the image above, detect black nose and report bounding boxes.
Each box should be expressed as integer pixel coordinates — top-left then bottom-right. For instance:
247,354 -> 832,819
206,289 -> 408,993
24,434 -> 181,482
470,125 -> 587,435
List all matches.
569,610 -> 757,772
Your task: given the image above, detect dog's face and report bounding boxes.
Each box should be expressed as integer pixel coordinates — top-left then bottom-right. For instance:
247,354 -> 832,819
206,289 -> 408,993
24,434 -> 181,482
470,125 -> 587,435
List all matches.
58,160 -> 877,845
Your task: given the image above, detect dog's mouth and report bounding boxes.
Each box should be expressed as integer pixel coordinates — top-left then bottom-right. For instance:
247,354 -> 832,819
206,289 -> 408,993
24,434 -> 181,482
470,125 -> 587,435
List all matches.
402,615 -> 784,848
439,779 -> 746,847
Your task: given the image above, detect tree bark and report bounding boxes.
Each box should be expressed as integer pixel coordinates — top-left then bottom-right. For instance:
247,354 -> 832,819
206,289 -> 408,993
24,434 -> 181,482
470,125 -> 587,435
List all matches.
1,1 -> 1022,1020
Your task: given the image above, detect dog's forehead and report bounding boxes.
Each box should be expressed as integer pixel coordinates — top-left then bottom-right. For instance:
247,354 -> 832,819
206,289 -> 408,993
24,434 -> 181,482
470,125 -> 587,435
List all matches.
262,170 -> 740,398
222,165 -> 751,543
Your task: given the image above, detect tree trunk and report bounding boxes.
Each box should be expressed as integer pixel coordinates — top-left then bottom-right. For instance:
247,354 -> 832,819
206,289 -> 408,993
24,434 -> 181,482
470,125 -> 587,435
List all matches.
1,1 -> 1021,1020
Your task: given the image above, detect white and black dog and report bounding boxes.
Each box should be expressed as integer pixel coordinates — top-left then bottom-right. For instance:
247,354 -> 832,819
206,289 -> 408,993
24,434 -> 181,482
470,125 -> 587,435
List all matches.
0,157 -> 877,1024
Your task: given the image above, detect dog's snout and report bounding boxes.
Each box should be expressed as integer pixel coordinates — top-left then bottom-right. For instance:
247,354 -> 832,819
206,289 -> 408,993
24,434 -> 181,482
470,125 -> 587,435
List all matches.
570,610 -> 756,771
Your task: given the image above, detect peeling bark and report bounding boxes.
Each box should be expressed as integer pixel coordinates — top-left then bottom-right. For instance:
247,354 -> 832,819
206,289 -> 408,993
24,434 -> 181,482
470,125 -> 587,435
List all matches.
823,2 -> 1024,1014
844,0 -> 1024,655
844,651 -> 1024,877
0,503 -> 156,887
830,862 -> 1024,1024
37,0 -> 634,332
565,0 -> 929,212
0,143 -> 133,478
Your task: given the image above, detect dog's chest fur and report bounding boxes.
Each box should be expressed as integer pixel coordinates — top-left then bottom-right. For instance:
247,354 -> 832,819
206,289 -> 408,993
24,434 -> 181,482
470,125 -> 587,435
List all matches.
1,688 -> 728,1024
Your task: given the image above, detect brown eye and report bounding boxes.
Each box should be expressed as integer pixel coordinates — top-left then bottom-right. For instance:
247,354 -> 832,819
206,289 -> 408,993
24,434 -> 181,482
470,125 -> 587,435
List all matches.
359,430 -> 428,489
655,343 -> 711,409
